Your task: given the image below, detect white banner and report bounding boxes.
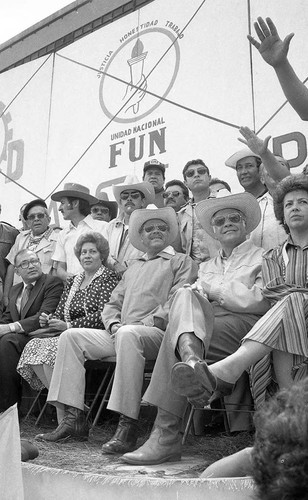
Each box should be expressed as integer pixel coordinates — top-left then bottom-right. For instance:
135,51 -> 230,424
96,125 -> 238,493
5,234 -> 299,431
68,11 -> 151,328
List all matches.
0,0 -> 308,224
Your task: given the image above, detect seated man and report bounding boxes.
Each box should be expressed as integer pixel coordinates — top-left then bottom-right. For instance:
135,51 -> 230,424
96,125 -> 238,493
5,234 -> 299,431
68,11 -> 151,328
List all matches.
35,206 -> 198,449
121,192 -> 270,465
0,249 -> 63,412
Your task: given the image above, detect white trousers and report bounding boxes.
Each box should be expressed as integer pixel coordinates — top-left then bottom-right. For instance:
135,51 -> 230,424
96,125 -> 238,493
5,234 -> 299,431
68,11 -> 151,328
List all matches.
47,325 -> 164,419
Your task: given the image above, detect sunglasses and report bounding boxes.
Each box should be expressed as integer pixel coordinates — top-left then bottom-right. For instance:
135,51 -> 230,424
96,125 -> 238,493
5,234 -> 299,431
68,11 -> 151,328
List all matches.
185,167 -> 208,178
27,213 -> 46,221
211,213 -> 244,227
163,191 -> 181,199
120,191 -> 142,201
91,207 -> 109,214
142,224 -> 169,233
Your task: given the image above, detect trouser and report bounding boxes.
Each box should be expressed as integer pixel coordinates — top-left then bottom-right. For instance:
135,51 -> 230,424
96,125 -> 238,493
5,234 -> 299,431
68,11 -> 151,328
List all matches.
0,333 -> 30,411
143,288 -> 259,431
47,325 -> 164,420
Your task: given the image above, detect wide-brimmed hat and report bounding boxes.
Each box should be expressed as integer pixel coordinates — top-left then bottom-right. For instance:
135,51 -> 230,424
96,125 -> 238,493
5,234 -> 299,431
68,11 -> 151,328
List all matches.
90,192 -> 118,220
129,205 -> 179,252
143,159 -> 165,175
195,191 -> 261,238
225,148 -> 261,169
113,175 -> 155,206
51,182 -> 98,204
23,199 -> 48,220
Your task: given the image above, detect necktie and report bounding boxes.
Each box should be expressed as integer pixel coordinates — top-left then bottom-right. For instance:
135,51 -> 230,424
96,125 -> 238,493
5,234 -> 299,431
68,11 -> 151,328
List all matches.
20,284 -> 34,312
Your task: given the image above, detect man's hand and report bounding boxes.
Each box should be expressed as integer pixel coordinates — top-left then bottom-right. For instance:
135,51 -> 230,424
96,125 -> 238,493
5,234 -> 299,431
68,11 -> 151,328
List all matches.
238,126 -> 270,156
0,325 -> 11,337
48,319 -> 67,331
248,17 -> 294,68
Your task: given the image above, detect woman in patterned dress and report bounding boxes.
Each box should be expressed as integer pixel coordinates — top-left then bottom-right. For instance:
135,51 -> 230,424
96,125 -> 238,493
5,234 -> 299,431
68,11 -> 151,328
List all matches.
188,174 -> 308,407
17,232 -> 119,415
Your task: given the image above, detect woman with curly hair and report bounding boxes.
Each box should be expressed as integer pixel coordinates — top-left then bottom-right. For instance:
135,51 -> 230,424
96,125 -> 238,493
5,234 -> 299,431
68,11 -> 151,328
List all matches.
201,378 -> 308,500
17,232 -> 119,420
185,174 -> 308,407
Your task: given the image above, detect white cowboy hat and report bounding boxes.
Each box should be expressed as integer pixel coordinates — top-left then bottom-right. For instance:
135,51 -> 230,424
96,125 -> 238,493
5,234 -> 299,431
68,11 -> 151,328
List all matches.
128,205 -> 179,252
195,191 -> 261,238
51,182 -> 98,204
112,175 -> 155,206
225,148 -> 261,169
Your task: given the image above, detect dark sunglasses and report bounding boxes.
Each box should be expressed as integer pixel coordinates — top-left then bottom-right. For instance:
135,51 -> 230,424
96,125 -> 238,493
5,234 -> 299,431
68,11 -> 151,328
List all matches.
27,213 -> 46,221
120,191 -> 142,201
185,167 -> 208,178
142,224 -> 169,233
163,191 -> 181,199
211,213 -> 244,227
91,207 -> 109,214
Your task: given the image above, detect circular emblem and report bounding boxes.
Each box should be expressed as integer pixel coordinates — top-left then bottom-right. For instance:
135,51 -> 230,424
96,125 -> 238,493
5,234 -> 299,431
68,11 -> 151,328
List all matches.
99,28 -> 180,124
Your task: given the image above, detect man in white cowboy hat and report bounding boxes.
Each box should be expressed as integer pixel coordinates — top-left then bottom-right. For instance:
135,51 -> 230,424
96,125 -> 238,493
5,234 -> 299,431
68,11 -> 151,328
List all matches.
90,191 -> 118,222
122,192 -> 270,466
51,182 -> 107,281
36,206 -> 197,447
104,175 -> 155,274
4,199 -> 60,305
225,134 -> 288,250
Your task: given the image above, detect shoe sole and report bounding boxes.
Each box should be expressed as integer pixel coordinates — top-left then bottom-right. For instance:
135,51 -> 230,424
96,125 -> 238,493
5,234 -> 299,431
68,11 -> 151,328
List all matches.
121,453 -> 181,465
171,362 -> 205,397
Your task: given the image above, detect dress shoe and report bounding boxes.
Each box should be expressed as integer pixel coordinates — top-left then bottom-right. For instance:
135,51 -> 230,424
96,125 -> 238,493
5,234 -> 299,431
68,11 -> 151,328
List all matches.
121,408 -> 182,465
101,414 -> 138,454
21,440 -> 39,462
35,406 -> 89,442
194,361 -> 234,397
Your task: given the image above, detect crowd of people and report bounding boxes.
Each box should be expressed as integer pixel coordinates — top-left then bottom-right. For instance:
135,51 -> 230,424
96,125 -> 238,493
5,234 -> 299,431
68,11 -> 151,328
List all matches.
1,16 -> 308,498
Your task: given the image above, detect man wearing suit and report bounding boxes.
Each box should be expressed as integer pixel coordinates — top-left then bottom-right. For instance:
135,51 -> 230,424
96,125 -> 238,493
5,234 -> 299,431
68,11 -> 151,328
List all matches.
0,249 -> 63,412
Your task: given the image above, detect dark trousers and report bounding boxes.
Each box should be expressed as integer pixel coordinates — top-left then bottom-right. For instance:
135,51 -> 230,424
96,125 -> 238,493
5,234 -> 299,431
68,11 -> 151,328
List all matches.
0,333 -> 30,411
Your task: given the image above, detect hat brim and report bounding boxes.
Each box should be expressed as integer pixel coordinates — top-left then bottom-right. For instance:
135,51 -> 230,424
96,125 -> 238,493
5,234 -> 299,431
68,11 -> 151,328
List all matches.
90,200 -> 118,220
225,148 -> 261,169
195,192 -> 261,238
113,181 -> 155,206
128,207 -> 179,252
23,199 -> 48,220
51,190 -> 98,205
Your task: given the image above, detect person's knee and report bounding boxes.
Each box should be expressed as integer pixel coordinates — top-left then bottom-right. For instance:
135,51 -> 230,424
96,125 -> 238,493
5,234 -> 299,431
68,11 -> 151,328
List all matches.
114,326 -> 141,350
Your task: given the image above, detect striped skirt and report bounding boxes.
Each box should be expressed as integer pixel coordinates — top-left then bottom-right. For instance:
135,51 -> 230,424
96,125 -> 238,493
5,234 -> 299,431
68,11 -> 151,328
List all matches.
243,292 -> 308,408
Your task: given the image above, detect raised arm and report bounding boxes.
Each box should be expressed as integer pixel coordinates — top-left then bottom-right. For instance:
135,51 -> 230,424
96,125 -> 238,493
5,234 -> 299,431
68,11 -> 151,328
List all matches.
238,126 -> 289,181
249,17 -> 308,120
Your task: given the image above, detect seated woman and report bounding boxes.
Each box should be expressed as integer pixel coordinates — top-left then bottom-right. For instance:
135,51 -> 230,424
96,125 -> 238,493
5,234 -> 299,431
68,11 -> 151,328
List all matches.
201,378 -> 308,500
192,174 -> 308,407
17,232 -> 119,421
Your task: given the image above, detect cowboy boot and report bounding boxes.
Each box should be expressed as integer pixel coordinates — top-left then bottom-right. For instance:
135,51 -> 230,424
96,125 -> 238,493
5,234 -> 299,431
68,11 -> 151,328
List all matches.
194,360 -> 234,398
101,414 -> 138,454
121,408 -> 182,465
35,406 -> 89,442
171,333 -> 208,406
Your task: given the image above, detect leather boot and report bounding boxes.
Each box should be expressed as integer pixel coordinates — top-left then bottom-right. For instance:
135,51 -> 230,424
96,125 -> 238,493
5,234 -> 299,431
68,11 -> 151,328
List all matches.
101,414 -> 138,454
35,406 -> 89,442
121,408 -> 182,465
194,360 -> 234,398
171,333 -> 207,405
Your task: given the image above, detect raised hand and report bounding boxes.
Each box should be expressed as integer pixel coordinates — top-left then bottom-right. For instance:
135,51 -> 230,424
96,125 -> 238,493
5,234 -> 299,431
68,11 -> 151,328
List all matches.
248,17 -> 294,67
238,126 -> 271,156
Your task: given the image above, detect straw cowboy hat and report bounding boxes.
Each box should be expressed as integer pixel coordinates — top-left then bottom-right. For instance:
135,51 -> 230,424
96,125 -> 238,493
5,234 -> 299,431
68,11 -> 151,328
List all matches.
113,175 -> 155,206
225,148 -> 261,169
128,205 -> 179,252
51,182 -> 98,204
195,191 -> 261,238
90,192 -> 118,220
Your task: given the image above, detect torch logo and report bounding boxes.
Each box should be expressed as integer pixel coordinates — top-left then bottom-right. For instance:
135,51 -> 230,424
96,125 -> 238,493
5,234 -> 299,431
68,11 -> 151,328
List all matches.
99,27 -> 180,124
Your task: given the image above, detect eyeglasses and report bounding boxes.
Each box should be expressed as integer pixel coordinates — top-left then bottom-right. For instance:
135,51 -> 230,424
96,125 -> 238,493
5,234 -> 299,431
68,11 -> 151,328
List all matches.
142,224 -> 169,233
185,167 -> 208,178
211,213 -> 244,227
27,213 -> 46,221
91,207 -> 109,214
16,258 -> 41,269
120,191 -> 142,201
163,191 -> 181,199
